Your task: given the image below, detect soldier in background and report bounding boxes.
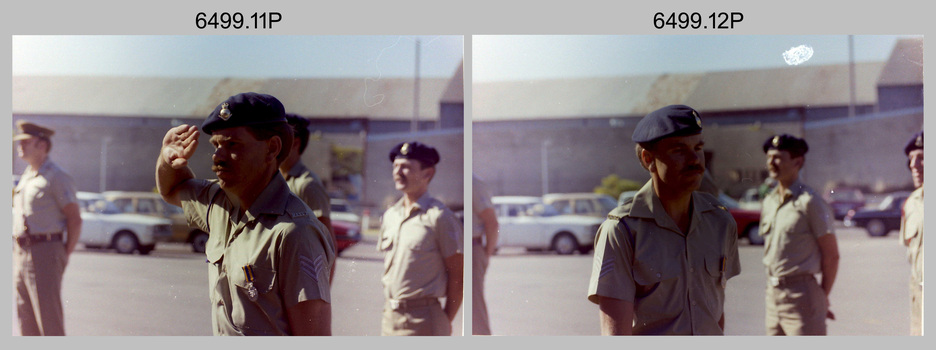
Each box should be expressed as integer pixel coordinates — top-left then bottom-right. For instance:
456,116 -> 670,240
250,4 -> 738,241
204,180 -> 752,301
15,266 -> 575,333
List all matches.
281,114 -> 337,281
378,141 -> 463,336
899,131 -> 923,336
13,120 -> 83,336
759,134 -> 839,336
471,173 -> 498,335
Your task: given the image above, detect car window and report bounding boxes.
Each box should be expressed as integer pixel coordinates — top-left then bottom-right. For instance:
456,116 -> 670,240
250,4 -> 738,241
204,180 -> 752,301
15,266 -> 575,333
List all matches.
111,198 -> 134,213
138,199 -> 157,214
550,199 -> 572,215
575,200 -> 594,214
83,199 -> 121,214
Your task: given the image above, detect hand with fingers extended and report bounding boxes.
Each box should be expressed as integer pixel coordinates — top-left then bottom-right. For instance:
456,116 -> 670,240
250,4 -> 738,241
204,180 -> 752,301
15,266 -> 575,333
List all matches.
162,125 -> 200,169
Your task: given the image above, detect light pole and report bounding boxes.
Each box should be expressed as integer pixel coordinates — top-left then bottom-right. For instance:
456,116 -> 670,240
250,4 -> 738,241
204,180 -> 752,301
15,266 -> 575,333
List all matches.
541,139 -> 551,195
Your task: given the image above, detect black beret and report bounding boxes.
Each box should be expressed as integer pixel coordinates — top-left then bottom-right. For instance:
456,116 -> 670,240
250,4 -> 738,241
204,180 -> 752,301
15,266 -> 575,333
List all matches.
763,134 -> 809,158
632,105 -> 703,144
13,120 -> 55,141
389,141 -> 440,167
904,131 -> 923,155
201,92 -> 287,134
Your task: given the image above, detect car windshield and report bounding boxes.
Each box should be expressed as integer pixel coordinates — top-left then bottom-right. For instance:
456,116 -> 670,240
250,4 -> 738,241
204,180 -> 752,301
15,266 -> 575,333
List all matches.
878,195 -> 906,210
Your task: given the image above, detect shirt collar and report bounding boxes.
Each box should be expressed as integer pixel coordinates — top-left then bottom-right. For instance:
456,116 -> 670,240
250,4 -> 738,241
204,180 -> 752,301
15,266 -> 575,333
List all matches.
284,161 -> 308,179
628,179 -> 719,233
243,174 -> 292,221
392,192 -> 434,215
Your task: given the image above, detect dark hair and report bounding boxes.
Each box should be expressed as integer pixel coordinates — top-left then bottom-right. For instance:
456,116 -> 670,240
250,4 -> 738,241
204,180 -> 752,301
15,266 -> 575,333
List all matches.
285,114 -> 311,155
245,122 -> 294,165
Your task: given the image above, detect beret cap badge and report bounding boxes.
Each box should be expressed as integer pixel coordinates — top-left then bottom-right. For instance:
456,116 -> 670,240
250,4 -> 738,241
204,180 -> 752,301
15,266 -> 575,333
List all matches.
693,110 -> 702,127
400,143 -> 410,155
772,136 -> 781,147
219,103 -> 232,121
916,135 -> 923,147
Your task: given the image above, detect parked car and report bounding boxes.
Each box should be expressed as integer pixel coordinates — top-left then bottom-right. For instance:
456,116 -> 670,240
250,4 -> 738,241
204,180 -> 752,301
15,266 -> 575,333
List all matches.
543,192 -> 618,218
844,191 -> 912,237
717,193 -> 763,245
102,191 -> 209,253
823,187 -> 866,220
76,192 -> 173,254
330,198 -> 361,225
491,196 -> 604,255
332,220 -> 361,256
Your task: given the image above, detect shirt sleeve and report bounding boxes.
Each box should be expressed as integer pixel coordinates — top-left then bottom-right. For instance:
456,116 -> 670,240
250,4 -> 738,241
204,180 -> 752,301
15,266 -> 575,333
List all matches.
806,194 -> 835,238
587,219 -> 636,304
178,179 -> 217,233
298,180 -> 331,219
436,208 -> 464,258
50,171 -> 78,210
473,177 -> 494,214
725,216 -> 742,279
279,223 -> 332,307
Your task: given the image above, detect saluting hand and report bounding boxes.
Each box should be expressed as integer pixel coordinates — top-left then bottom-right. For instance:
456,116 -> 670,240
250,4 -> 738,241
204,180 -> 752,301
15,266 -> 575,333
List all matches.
161,125 -> 200,169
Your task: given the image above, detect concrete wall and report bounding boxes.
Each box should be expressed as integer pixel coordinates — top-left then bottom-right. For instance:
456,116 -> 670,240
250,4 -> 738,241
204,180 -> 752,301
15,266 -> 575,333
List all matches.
472,108 -> 923,199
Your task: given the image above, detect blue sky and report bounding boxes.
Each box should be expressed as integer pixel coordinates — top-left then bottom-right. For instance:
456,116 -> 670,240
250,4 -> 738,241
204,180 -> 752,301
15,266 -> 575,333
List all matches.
472,35 -> 920,82
12,35 -> 464,79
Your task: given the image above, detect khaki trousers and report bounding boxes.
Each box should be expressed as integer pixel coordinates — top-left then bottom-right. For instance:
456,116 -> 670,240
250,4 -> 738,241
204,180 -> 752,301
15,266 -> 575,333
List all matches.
765,275 -> 827,336
14,240 -> 67,336
381,298 -> 451,336
910,279 -> 923,336
472,240 -> 491,335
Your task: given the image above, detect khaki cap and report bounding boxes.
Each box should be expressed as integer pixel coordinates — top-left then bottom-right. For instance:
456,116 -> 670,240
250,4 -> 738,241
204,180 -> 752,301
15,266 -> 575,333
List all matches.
12,120 -> 55,141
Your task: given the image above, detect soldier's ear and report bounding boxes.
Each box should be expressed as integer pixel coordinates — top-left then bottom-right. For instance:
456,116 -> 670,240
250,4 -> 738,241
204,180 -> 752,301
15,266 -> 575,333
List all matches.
268,135 -> 283,161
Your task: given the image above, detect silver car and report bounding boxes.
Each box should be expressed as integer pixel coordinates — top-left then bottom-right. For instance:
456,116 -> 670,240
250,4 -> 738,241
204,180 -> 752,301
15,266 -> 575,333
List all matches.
492,196 -> 604,255
76,192 -> 173,255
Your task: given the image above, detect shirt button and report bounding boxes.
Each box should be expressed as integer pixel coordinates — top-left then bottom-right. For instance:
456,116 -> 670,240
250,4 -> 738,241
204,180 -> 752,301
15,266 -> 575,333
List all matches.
656,273 -> 662,278
689,268 -> 695,273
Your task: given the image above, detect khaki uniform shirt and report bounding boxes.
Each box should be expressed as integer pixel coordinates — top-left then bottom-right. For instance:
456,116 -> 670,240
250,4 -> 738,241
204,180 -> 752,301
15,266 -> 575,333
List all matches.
379,193 -> 463,300
13,159 -> 78,236
179,175 -> 335,336
471,174 -> 494,239
899,187 -> 923,284
588,181 -> 741,335
283,162 -> 330,219
760,180 -> 834,278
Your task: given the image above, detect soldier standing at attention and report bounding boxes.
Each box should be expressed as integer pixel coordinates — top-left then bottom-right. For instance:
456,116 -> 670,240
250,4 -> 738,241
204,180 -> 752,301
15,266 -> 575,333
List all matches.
281,114 -> 337,281
156,92 -> 335,335
899,131 -> 923,336
760,134 -> 839,336
379,141 -> 463,336
588,105 -> 741,335
13,121 -> 82,336
471,173 -> 498,335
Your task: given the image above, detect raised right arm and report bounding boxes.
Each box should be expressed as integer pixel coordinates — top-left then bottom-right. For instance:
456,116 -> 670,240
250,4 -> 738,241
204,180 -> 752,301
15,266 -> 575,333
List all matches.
156,124 -> 200,207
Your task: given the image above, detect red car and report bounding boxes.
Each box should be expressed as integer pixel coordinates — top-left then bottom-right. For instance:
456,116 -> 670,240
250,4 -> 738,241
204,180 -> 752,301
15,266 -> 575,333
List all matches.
331,220 -> 361,255
718,194 -> 763,245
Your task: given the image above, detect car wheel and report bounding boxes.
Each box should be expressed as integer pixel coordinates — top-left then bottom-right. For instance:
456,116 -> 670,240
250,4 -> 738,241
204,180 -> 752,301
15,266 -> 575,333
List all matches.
191,231 -> 209,253
552,232 -> 579,255
746,224 -> 764,245
866,219 -> 888,237
113,231 -> 139,254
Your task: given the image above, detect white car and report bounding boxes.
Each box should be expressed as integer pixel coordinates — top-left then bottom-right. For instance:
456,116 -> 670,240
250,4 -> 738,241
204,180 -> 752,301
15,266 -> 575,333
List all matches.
491,196 -> 605,255
330,198 -> 361,225
76,192 -> 173,255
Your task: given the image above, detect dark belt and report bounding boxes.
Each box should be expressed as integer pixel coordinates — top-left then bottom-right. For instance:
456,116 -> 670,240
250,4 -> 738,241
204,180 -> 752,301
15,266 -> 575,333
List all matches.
472,236 -> 483,245
768,274 -> 815,287
14,232 -> 64,247
386,297 -> 439,310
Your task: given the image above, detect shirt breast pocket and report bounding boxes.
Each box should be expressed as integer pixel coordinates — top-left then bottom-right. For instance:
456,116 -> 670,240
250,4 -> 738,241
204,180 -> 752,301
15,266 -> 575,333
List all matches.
233,264 -> 276,300
405,228 -> 437,252
632,258 -> 680,288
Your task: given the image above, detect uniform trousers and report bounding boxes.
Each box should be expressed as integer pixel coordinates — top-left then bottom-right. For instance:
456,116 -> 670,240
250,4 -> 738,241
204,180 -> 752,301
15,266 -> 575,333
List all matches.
14,239 -> 67,336
472,239 -> 491,335
910,279 -> 923,336
381,298 -> 451,336
765,274 -> 827,335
